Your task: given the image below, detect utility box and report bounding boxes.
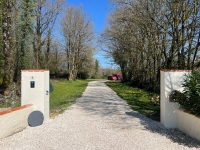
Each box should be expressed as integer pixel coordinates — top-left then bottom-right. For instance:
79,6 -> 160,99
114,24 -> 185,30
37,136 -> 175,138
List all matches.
21,70 -> 49,122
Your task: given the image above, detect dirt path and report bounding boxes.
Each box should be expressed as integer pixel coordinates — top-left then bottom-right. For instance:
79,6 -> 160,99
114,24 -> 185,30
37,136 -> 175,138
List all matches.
0,81 -> 200,150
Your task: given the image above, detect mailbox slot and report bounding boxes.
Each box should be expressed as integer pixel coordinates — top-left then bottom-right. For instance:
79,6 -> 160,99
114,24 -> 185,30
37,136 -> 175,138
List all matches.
30,81 -> 35,88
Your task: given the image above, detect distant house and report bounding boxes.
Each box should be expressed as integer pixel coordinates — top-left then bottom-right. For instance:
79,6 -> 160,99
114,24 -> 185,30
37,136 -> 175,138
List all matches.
107,74 -> 121,80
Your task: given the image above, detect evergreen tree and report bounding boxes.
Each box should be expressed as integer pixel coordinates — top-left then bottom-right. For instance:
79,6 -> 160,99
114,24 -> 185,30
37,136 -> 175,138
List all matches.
45,29 -> 51,69
95,59 -> 99,77
14,0 -> 35,80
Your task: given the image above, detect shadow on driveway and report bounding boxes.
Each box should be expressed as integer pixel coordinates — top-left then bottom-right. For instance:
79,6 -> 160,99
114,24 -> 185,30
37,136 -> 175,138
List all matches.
75,81 -> 200,148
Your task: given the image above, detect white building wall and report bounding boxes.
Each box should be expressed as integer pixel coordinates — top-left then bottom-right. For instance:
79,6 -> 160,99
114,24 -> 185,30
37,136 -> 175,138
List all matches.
160,70 -> 191,128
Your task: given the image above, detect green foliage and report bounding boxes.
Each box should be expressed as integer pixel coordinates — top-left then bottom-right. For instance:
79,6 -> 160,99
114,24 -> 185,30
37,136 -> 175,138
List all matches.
170,90 -> 184,103
12,0 -> 37,82
102,0 -> 200,92
77,72 -> 89,79
105,81 -> 160,121
50,81 -> 54,93
177,71 -> 200,115
15,0 -> 35,71
94,59 -> 99,76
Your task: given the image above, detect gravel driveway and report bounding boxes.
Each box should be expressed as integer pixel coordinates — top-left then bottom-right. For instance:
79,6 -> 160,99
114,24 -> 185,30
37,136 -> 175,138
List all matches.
0,81 -> 200,150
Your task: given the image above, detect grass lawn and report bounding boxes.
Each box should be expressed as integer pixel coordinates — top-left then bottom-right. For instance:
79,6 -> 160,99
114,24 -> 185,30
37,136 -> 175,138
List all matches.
50,79 -> 93,118
105,81 -> 160,121
1,79 -> 160,121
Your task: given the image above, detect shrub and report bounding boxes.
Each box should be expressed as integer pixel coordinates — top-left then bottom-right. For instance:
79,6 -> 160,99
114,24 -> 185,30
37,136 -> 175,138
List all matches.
77,72 -> 89,79
177,70 -> 200,115
50,82 -> 54,93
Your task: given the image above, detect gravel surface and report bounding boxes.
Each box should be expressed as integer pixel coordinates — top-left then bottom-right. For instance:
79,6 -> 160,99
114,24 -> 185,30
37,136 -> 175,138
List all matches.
0,81 -> 200,150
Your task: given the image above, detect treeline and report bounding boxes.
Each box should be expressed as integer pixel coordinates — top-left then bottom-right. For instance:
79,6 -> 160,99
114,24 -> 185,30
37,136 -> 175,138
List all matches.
101,0 -> 200,92
0,0 -> 97,90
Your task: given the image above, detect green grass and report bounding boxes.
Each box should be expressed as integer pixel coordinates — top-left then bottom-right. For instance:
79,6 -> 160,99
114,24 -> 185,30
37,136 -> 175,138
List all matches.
105,81 -> 160,121
50,79 -> 92,117
1,79 -> 160,121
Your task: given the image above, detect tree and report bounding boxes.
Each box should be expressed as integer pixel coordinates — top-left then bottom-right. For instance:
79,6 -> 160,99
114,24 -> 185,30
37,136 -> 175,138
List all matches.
94,59 -> 100,77
0,0 -> 4,85
2,0 -> 14,88
102,0 -> 200,92
14,0 -> 35,81
61,5 -> 95,80
44,29 -> 51,69
33,0 -> 65,69
100,6 -> 136,82
48,37 -> 63,76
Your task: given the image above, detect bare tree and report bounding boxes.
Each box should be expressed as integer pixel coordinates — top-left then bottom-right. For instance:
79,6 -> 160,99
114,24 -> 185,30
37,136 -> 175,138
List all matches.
102,0 -> 200,92
61,6 -> 95,80
100,5 -> 138,82
33,0 -> 65,69
48,37 -> 64,76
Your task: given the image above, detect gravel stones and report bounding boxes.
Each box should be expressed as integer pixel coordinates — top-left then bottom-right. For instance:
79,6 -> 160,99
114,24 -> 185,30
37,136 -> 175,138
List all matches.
0,81 -> 200,150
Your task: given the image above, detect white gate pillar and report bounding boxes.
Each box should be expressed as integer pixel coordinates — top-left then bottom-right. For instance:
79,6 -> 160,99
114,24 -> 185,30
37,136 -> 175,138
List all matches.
21,70 -> 50,122
160,70 -> 191,128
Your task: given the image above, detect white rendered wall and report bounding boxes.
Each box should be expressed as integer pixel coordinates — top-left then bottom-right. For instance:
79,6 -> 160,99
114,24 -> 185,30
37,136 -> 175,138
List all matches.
160,70 -> 191,128
177,109 -> 200,141
21,70 -> 49,122
0,104 -> 34,139
44,71 -> 50,121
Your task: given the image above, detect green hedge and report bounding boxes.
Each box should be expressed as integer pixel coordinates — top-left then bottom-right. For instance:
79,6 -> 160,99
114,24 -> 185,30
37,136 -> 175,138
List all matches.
175,70 -> 200,115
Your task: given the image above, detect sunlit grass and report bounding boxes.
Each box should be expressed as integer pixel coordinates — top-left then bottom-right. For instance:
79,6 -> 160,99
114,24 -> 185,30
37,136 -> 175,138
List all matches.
50,79 -> 92,118
105,81 -> 160,121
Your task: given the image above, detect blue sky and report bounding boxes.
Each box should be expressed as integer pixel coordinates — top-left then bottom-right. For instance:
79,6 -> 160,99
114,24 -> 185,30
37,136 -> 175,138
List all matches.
66,0 -> 109,33
64,0 -> 114,68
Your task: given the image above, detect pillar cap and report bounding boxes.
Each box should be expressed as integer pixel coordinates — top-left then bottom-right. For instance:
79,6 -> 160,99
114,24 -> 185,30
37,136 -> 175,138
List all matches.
160,69 -> 192,72
22,70 -> 49,72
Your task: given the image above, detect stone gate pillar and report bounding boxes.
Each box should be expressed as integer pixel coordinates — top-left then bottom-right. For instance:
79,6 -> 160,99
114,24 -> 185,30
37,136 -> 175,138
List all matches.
160,70 -> 191,128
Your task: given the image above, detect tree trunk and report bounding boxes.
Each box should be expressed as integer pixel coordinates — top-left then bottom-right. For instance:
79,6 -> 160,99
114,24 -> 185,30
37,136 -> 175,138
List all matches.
2,0 -> 13,88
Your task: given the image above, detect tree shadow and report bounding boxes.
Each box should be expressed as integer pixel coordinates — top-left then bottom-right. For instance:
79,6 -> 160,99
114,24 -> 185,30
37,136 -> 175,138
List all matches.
125,111 -> 200,148
75,81 -> 200,148
76,95 -> 200,148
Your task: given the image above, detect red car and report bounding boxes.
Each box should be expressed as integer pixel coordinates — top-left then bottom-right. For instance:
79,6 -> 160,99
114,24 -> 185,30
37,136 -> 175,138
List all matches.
107,76 -> 117,80
112,74 -> 121,80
